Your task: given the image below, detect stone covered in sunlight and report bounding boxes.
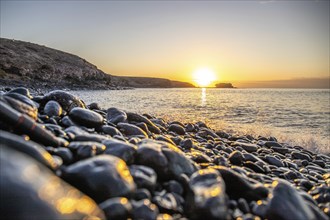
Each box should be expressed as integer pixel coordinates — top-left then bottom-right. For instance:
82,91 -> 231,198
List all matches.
0,146 -> 104,219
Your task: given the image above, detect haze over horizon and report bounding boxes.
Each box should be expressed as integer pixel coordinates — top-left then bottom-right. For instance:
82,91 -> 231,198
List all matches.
1,1 -> 329,88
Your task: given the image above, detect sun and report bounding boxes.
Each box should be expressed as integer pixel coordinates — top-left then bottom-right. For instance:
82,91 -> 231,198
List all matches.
193,68 -> 216,87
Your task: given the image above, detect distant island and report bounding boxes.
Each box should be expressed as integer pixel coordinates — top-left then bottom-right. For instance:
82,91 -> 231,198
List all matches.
215,83 -> 235,88
0,38 -> 195,90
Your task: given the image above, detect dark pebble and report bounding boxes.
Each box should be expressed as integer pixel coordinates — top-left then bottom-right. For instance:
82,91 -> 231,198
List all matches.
99,197 -> 132,220
106,107 -> 127,124
69,107 -> 103,128
168,124 -> 185,135
62,155 -> 136,202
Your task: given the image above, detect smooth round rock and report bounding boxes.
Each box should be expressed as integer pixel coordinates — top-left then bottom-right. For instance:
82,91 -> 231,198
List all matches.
265,156 -> 284,167
131,199 -> 159,220
102,125 -> 123,136
41,90 -> 85,112
117,122 -> 148,137
212,166 -> 268,201
265,180 -> 315,220
153,192 -> 182,213
229,151 -> 245,165
187,168 -> 228,220
1,146 -> 105,219
233,142 -> 259,153
129,165 -> 157,191
8,87 -> 32,98
168,124 -> 185,135
103,139 -> 137,164
68,141 -> 106,160
136,140 -> 198,180
107,107 -> 127,124
62,155 -> 136,202
0,130 -> 59,170
99,197 -> 132,220
69,107 -> 103,128
126,112 -> 161,134
43,100 -> 62,117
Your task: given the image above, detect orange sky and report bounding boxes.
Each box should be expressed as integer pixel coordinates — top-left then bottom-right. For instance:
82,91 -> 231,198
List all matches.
1,1 -> 329,88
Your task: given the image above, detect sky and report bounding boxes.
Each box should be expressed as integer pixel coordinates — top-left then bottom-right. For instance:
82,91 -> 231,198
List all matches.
1,0 -> 329,88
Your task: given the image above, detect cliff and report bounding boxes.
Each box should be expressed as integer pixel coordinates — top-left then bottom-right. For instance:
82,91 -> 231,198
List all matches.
0,38 -> 194,89
0,38 -> 118,89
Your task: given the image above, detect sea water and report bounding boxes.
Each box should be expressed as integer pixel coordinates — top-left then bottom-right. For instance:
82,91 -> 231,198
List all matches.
72,88 -> 330,153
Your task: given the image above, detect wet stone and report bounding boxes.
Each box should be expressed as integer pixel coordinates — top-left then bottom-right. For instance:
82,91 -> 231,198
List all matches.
68,141 -> 106,160
60,116 -> 78,127
153,192 -> 182,213
102,125 -> 123,136
292,151 -> 312,161
129,165 -> 157,191
213,166 -> 268,201
238,198 -> 250,214
229,150 -> 245,165
187,168 -> 228,220
136,140 -> 198,180
131,199 -> 159,220
168,124 -> 186,135
62,155 -> 136,202
2,95 -> 38,120
133,188 -> 152,201
43,100 -> 62,117
103,139 -> 137,164
265,180 -> 315,220
1,147 -> 105,219
233,142 -> 259,153
8,87 -> 32,98
0,130 -> 59,170
5,92 -> 38,110
251,200 -> 268,219
74,133 -> 109,143
69,107 -> 103,128
243,161 -> 265,173
99,197 -> 132,220
106,107 -> 127,124
188,150 -> 212,163
117,122 -> 148,138
41,90 -> 85,112
265,155 -> 284,167
87,102 -> 101,110
46,147 -> 73,164
271,146 -> 289,155
264,141 -> 283,148
127,112 -> 161,134
163,180 -> 184,195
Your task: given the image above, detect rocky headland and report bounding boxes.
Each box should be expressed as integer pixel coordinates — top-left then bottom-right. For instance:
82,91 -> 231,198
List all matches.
0,38 -> 195,90
1,87 -> 329,219
215,83 -> 235,88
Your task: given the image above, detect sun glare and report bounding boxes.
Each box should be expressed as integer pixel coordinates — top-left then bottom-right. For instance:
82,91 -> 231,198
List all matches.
193,68 -> 216,87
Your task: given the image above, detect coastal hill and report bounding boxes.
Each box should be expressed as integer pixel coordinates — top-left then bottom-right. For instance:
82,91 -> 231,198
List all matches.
0,38 -> 194,89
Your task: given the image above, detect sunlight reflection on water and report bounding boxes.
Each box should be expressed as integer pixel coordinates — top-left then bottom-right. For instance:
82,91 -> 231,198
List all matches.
201,88 -> 206,107
72,88 -> 330,153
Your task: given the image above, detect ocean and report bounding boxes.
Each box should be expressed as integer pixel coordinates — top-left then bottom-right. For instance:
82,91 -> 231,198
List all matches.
72,88 -> 330,153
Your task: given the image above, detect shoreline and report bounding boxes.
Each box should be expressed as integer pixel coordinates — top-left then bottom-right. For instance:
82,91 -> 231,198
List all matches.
1,87 -> 329,219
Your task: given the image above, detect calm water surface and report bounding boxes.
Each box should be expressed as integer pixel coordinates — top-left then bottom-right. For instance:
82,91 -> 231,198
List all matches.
72,88 -> 330,153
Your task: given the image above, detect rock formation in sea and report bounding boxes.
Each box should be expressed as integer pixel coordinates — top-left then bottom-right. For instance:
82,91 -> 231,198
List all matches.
215,83 -> 235,88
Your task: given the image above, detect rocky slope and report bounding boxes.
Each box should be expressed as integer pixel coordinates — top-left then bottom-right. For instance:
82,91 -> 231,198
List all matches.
0,38 -> 194,90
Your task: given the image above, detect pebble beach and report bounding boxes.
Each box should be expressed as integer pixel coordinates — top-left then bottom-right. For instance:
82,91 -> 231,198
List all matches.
1,87 -> 329,220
